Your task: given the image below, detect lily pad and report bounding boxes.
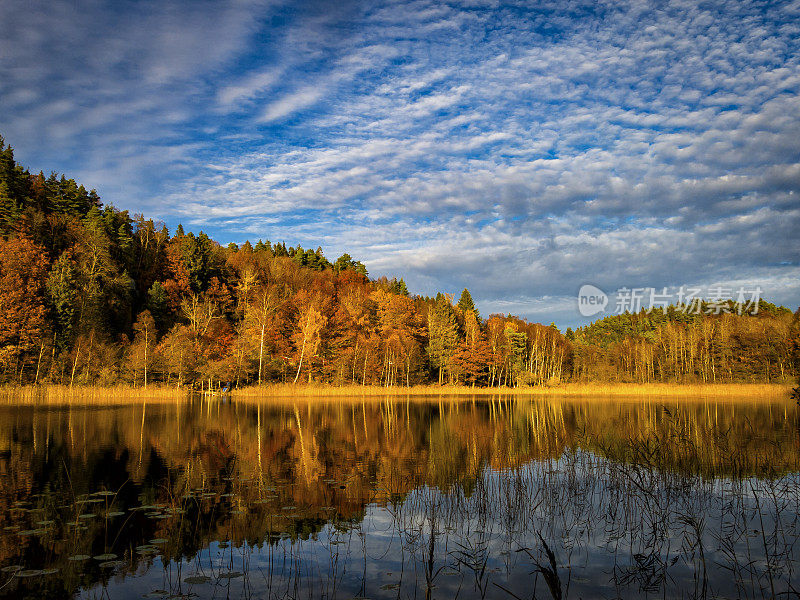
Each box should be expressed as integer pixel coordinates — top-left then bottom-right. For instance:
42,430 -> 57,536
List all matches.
93,553 -> 118,561
217,571 -> 243,579
67,555 -> 92,561
184,575 -> 211,584
149,538 -> 168,545
1,565 -> 23,573
99,560 -> 125,568
15,569 -> 45,578
18,529 -> 46,536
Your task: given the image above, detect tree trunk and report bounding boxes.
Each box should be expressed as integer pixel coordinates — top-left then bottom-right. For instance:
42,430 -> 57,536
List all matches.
34,341 -> 44,385
70,341 -> 81,388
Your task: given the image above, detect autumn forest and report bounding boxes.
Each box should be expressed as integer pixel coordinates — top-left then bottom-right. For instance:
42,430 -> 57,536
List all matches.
0,136 -> 798,389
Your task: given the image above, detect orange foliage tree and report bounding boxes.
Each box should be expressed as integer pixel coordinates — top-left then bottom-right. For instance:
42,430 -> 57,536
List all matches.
0,236 -> 48,381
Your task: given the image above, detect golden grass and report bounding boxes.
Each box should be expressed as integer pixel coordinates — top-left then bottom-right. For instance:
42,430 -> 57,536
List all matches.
515,382 -> 792,398
0,382 -> 790,406
233,382 -> 792,401
0,384 -> 190,405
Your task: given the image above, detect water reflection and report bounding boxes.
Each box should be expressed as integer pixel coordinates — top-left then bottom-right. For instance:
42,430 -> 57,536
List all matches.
0,395 -> 797,599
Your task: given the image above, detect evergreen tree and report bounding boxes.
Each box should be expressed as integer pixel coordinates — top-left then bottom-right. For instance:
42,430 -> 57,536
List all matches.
46,252 -> 80,352
146,282 -> 170,332
427,295 -> 459,384
0,181 -> 19,236
334,253 -> 368,277
457,288 -> 476,316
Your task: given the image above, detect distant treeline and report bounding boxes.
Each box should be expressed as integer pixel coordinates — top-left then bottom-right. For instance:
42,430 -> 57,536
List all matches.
0,136 -> 798,387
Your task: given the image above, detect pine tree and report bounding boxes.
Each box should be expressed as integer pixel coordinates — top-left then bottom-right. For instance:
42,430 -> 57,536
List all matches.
457,288 -> 478,320
0,181 -> 19,236
147,282 -> 170,332
46,252 -> 80,352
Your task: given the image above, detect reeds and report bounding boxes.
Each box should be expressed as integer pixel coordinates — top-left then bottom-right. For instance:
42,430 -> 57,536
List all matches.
0,384 -> 190,405
0,382 -> 788,406
232,382 -> 790,401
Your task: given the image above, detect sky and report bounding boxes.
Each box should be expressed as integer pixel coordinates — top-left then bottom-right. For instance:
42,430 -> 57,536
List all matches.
1,0 -> 798,328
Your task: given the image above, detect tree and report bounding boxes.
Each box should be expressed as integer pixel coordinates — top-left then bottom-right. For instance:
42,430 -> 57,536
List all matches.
0,181 -> 19,236
146,282 -> 170,331
427,295 -> 459,384
389,278 -> 408,296
157,324 -> 196,386
293,304 -> 326,383
130,310 -> 157,387
451,310 -> 491,386
457,288 -> 479,321
334,253 -> 368,277
503,322 -> 528,387
46,251 -> 80,352
789,308 -> 800,377
372,289 -> 425,386
247,284 -> 287,384
0,236 -> 49,381
181,293 -> 220,337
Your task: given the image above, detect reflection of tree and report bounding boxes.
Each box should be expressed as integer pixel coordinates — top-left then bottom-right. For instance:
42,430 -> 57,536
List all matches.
0,397 -> 797,597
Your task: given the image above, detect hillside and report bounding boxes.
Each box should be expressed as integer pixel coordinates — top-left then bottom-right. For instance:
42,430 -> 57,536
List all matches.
0,136 -> 797,387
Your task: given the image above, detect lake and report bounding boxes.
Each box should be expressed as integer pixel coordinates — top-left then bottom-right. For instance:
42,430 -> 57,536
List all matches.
0,395 -> 797,599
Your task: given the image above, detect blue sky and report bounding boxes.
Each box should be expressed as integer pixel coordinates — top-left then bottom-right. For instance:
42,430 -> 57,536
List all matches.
1,0 -> 798,327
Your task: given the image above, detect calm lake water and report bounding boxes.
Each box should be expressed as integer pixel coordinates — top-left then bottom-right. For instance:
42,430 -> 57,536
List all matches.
0,395 -> 797,599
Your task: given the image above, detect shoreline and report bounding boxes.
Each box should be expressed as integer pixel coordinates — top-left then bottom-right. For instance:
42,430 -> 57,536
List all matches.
0,382 -> 792,405
233,382 -> 792,401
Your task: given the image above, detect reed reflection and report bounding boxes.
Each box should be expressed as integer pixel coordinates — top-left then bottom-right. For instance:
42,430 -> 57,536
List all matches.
0,395 -> 796,599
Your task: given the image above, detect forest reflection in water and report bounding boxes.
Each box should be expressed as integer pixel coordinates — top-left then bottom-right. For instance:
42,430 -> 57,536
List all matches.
0,394 -> 797,599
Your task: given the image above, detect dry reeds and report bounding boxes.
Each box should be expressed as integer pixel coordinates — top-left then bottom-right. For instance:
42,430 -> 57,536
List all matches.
0,384 -> 190,405
232,382 -> 791,401
0,382 -> 789,406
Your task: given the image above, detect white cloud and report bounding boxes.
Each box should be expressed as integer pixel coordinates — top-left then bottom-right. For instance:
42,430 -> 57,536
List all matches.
259,86 -> 326,122
218,68 -> 284,108
1,0 -> 798,326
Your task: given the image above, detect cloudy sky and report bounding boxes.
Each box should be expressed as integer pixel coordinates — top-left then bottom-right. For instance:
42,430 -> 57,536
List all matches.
1,0 -> 798,327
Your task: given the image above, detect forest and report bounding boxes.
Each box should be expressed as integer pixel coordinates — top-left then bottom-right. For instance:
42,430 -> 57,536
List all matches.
1,135 -> 798,388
